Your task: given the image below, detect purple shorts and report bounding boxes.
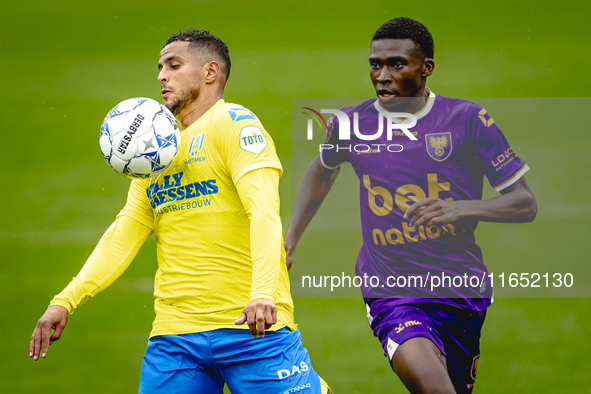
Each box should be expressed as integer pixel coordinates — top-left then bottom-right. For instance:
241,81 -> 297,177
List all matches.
367,299 -> 486,393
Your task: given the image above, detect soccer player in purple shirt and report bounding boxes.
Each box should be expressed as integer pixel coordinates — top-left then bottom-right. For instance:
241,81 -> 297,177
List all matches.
285,17 -> 537,393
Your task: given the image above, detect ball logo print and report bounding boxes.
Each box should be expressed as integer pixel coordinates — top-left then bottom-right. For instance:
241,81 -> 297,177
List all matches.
99,97 -> 181,179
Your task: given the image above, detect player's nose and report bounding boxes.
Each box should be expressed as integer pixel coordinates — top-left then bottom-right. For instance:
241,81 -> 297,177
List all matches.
158,69 -> 169,84
376,67 -> 393,84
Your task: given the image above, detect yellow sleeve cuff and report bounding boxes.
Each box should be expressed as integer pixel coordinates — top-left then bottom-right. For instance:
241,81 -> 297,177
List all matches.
49,300 -> 74,315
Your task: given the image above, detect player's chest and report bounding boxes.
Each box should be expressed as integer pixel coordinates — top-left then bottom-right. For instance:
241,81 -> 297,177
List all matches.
146,130 -> 224,203
167,128 -> 225,182
348,121 -> 468,178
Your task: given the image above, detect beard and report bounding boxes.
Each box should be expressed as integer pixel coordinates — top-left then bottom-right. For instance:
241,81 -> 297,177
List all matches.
165,84 -> 201,116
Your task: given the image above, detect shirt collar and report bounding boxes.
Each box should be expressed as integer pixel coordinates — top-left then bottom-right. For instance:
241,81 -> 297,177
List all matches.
373,88 -> 436,122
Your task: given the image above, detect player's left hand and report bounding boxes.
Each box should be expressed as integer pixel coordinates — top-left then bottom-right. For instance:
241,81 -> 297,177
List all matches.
404,197 -> 463,229
234,298 -> 277,338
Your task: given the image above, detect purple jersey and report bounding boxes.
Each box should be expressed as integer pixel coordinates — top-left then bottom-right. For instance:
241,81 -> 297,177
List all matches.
321,90 -> 529,311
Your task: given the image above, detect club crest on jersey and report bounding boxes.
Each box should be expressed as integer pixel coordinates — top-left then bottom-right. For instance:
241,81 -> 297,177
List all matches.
189,133 -> 205,156
425,132 -> 452,162
240,126 -> 268,154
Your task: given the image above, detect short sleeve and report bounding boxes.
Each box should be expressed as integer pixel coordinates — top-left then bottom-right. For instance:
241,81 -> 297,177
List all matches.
214,104 -> 283,184
469,105 -> 530,192
320,115 -> 350,169
117,179 -> 155,229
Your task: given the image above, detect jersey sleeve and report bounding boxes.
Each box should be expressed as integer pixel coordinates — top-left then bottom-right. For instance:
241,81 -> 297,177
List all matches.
213,105 -> 283,185
320,115 -> 350,169
117,179 -> 155,229
235,167 -> 284,302
49,215 -> 152,313
469,104 -> 530,192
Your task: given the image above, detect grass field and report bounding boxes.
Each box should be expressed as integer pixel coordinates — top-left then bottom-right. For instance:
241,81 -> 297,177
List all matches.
1,0 -> 590,392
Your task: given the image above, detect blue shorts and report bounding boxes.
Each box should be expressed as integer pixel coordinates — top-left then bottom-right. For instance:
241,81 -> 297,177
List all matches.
138,328 -> 323,394
368,300 -> 486,393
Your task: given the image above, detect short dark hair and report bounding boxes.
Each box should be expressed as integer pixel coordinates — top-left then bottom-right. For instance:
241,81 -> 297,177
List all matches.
164,29 -> 231,81
372,17 -> 434,59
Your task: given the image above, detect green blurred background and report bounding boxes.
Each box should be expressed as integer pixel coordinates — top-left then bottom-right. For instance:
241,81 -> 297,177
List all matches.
1,0 -> 589,392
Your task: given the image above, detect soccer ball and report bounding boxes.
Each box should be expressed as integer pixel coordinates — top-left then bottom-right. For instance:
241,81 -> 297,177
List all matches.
99,97 -> 181,179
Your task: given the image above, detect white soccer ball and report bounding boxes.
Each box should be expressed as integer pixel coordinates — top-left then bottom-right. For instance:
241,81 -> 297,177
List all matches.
99,97 -> 181,179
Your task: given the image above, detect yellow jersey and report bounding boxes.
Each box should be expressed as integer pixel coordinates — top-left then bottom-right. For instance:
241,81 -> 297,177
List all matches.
52,99 -> 296,338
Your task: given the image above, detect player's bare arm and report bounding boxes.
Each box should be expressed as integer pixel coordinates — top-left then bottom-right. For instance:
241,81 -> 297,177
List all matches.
284,155 -> 340,269
405,177 -> 537,228
29,305 -> 68,360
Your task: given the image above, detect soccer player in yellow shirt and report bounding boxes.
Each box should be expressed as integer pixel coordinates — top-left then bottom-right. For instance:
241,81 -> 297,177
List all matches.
30,29 -> 331,394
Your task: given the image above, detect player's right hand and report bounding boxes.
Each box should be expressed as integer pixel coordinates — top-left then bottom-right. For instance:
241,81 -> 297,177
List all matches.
30,305 -> 69,361
234,298 -> 277,338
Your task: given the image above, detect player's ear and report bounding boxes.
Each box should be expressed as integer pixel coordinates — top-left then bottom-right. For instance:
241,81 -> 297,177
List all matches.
422,58 -> 434,77
204,61 -> 221,84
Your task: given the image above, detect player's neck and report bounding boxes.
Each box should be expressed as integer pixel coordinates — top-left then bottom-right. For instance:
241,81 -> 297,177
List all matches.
179,90 -> 224,129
